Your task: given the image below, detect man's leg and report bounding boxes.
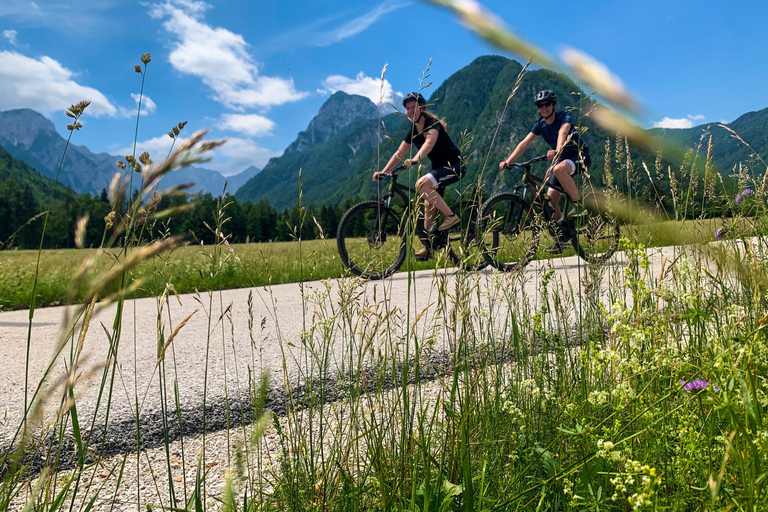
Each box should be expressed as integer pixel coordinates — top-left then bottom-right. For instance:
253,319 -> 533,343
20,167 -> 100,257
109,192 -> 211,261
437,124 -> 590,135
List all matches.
552,161 -> 579,203
547,189 -> 563,222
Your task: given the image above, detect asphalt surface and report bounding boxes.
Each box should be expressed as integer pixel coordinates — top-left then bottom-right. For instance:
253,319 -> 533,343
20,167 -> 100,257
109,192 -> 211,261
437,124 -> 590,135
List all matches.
0,247 -> 674,468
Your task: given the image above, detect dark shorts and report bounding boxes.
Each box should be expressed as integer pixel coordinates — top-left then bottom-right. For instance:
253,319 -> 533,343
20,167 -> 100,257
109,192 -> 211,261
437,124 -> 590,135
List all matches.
427,161 -> 466,190
549,153 -> 591,190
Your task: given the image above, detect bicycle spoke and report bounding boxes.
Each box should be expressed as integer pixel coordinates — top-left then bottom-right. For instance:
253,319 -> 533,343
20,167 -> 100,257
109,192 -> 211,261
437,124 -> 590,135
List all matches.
477,193 -> 539,272
337,201 -> 406,279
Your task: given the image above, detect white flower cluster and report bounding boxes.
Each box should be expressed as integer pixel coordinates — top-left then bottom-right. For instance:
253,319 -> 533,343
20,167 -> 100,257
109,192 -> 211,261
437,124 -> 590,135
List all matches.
596,439 -> 624,462
502,401 -> 524,424
607,459 -> 661,511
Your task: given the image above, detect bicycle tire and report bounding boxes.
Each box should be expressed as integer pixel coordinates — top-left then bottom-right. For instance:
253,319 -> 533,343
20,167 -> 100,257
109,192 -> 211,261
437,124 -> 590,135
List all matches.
446,200 -> 488,271
568,192 -> 620,264
336,200 -> 407,280
477,193 -> 540,272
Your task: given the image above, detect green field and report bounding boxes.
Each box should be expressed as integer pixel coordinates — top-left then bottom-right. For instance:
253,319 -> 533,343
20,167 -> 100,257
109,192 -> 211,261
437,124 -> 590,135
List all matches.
0,217 -> 726,311
0,238 -> 443,311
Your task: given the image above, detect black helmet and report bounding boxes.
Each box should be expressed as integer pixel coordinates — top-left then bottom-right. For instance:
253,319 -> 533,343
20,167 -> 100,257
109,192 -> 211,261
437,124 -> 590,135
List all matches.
534,90 -> 557,105
402,92 -> 426,107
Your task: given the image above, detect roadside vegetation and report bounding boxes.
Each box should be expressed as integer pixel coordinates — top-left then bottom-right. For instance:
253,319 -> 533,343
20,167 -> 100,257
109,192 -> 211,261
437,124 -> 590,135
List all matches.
1,2 -> 768,511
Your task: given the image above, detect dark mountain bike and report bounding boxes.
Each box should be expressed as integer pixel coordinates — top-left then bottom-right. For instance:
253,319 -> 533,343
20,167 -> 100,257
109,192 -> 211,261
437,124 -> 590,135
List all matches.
336,165 -> 486,280
476,155 -> 620,272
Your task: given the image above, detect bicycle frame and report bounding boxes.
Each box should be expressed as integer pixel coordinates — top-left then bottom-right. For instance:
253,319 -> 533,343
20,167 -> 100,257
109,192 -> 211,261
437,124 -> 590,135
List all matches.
504,155 -> 570,236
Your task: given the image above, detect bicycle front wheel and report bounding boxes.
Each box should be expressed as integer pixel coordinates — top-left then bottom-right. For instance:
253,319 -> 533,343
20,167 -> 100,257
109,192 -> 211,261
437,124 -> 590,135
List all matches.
336,200 -> 406,280
570,192 -> 620,264
446,200 -> 488,271
476,193 -> 540,272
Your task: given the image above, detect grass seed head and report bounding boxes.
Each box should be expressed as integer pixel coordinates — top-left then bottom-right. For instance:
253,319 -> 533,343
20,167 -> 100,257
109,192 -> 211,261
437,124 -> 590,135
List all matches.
134,65 -> 142,74
66,100 -> 91,118
141,52 -> 151,64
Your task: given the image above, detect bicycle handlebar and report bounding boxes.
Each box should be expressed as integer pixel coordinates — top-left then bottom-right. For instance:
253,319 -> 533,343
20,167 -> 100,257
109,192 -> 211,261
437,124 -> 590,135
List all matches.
375,164 -> 406,181
503,154 -> 548,170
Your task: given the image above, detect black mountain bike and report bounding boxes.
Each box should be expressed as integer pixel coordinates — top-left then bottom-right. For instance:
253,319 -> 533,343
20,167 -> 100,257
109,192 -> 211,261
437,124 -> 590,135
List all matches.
476,155 -> 620,272
336,165 -> 486,280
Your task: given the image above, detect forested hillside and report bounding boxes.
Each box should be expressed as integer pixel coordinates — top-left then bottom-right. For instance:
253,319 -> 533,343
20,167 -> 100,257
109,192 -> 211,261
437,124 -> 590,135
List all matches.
239,56 -> 765,211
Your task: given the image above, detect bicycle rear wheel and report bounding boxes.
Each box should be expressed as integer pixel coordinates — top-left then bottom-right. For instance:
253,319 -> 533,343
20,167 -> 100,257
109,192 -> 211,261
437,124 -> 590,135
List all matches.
336,200 -> 406,280
476,193 -> 540,272
569,192 -> 620,264
446,200 -> 488,271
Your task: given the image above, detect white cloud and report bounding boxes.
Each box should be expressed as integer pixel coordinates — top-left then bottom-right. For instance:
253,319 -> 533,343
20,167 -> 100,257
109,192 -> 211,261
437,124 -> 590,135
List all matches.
0,50 -> 118,116
212,137 -> 280,175
0,1 -> 120,33
3,30 -> 18,45
133,93 -> 157,114
653,117 -> 693,129
114,134 -> 279,175
313,2 -> 408,47
118,93 -> 157,117
149,0 -> 307,109
652,114 -> 706,129
260,1 -> 408,55
113,134 -> 175,161
321,72 -> 400,106
221,113 -> 275,137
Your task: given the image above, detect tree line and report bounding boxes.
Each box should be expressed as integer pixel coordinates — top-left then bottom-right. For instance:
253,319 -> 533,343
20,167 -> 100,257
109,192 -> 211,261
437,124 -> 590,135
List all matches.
0,177 -> 363,250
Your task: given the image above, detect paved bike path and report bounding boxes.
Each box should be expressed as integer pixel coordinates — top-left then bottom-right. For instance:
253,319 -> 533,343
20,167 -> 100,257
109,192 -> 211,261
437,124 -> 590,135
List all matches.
0,246 -> 675,460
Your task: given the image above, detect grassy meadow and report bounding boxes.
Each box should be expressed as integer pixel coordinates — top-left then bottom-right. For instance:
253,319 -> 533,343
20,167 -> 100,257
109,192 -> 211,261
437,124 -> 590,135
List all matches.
0,218 -> 727,311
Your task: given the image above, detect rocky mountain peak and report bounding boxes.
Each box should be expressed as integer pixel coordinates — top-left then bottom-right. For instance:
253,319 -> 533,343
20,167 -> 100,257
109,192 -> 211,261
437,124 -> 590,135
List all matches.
0,109 -> 58,150
286,92 -> 378,153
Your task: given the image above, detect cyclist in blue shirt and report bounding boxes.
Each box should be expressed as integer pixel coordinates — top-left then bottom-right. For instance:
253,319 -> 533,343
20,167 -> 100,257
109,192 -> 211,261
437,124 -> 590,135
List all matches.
374,92 -> 465,260
498,90 -> 591,253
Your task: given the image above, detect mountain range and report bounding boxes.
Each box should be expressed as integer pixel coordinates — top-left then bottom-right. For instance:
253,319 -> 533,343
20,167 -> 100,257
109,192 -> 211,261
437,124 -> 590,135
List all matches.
2,56 -> 766,211
0,109 -> 260,196
236,56 -> 767,209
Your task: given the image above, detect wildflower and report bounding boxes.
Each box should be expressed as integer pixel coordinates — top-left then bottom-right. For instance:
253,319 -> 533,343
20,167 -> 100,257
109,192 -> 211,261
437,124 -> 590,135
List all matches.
735,188 -> 753,205
681,378 -> 709,392
715,227 -> 730,240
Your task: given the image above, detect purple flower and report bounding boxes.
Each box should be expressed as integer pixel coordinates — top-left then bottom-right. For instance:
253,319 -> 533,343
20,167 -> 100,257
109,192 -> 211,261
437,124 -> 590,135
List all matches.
681,378 -> 709,392
715,228 -> 730,240
735,188 -> 753,205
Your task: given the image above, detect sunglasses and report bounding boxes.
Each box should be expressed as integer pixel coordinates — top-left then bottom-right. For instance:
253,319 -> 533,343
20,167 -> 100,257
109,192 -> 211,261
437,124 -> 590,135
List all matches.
537,102 -> 553,109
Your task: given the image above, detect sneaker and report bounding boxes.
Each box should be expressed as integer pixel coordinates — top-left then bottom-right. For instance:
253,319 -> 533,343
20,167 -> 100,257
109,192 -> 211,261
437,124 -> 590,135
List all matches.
437,214 -> 460,231
566,201 -> 587,220
415,248 -> 431,261
545,240 -> 567,255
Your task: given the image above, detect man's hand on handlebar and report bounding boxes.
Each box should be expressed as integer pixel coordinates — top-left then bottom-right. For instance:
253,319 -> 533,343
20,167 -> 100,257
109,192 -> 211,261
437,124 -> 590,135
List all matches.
372,171 -> 390,181
403,158 -> 418,168
546,150 -> 557,160
499,160 -> 510,171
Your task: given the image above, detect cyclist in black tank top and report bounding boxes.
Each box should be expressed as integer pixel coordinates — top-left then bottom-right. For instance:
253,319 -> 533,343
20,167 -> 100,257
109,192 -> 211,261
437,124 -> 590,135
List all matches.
374,92 -> 465,260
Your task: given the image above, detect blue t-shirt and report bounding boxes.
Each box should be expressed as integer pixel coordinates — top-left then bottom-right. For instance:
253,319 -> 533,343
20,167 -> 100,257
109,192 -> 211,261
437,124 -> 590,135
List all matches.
531,111 -> 588,160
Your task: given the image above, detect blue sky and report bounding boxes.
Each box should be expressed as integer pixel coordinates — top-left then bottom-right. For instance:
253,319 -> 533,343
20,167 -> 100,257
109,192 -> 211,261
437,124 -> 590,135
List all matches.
0,0 -> 765,176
